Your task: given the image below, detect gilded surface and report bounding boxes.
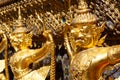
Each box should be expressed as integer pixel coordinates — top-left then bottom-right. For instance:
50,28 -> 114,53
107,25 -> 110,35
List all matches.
0,0 -> 120,80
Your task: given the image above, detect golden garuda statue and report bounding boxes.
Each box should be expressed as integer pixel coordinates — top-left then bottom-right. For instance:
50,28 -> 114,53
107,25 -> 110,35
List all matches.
0,0 -> 120,80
